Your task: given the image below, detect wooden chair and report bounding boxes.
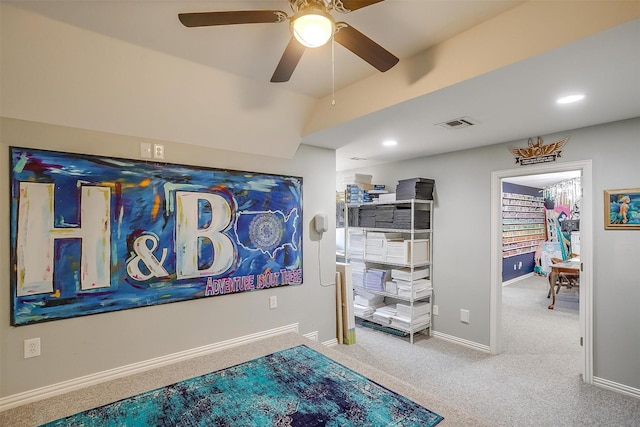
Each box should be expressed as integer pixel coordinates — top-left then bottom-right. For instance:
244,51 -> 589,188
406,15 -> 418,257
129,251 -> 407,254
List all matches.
547,256 -> 580,298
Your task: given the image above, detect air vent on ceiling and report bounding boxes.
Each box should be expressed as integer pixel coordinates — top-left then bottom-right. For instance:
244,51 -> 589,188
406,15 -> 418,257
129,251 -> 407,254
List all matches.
436,117 -> 478,130
350,156 -> 367,161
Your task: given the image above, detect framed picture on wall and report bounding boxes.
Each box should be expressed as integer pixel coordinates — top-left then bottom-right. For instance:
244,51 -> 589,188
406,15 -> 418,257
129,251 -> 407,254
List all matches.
604,188 -> 640,229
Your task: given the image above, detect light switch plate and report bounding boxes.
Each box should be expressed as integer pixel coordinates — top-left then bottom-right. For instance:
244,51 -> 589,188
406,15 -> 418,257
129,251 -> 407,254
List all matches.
140,142 -> 152,159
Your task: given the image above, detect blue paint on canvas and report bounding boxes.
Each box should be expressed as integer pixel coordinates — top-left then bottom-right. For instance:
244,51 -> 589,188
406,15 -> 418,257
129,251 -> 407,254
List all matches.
10,147 -> 303,325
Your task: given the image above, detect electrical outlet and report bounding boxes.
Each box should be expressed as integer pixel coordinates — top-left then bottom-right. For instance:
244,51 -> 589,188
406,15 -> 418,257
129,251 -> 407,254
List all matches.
460,309 -> 470,324
24,338 -> 41,358
433,305 -> 439,316
153,144 -> 164,160
269,296 -> 277,309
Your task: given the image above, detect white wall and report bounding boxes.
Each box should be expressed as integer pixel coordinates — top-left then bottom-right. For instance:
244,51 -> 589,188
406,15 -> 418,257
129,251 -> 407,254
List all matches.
338,117 -> 640,391
0,117 -> 338,398
0,3 -> 315,160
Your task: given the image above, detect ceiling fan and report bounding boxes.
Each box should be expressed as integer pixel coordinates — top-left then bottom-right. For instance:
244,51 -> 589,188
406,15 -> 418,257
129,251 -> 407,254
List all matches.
178,0 -> 399,83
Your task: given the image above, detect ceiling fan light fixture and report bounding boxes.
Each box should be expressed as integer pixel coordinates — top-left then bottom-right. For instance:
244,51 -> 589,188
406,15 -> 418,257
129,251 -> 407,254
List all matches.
291,7 -> 335,48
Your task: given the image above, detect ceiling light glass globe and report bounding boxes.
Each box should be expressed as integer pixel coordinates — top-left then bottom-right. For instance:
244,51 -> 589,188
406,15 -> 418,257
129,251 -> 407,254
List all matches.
292,10 -> 334,48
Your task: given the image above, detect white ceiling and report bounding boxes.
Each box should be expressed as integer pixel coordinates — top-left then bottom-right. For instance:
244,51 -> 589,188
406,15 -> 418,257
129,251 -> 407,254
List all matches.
304,16 -> 640,170
7,0 -> 525,98
3,1 -> 640,172
503,170 -> 581,189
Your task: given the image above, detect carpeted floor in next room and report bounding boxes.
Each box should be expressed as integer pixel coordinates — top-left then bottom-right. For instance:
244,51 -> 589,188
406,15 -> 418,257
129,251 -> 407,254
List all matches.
333,274 -> 640,426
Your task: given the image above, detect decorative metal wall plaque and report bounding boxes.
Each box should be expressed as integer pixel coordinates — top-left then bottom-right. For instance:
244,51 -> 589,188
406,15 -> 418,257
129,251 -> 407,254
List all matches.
509,136 -> 569,165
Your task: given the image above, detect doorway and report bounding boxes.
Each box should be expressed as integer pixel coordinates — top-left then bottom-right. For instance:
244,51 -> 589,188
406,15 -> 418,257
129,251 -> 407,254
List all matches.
490,160 -> 593,384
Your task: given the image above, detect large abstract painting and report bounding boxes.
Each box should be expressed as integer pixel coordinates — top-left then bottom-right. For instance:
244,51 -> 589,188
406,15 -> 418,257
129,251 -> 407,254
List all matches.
10,147 -> 303,326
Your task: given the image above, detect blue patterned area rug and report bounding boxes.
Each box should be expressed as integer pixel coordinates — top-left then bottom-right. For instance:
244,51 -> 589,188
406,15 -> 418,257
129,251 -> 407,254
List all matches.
42,345 -> 443,426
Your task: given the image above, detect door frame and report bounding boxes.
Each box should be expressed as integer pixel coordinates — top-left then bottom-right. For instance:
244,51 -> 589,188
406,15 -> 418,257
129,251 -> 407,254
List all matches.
490,159 -> 593,384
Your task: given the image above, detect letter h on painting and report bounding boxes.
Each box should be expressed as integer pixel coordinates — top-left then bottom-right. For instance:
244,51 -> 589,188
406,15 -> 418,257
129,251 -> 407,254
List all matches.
16,182 -> 111,296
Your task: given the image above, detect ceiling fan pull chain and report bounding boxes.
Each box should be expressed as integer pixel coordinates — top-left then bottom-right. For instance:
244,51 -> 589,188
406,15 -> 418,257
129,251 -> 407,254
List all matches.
331,0 -> 336,106
332,34 -> 336,106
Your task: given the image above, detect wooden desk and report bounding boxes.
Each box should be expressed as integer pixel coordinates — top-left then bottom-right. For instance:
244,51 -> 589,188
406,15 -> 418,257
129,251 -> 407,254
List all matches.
547,260 -> 580,310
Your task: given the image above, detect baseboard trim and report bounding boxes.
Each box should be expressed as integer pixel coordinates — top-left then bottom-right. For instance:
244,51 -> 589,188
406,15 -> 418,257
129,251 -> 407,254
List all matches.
322,338 -> 339,347
593,376 -> 640,399
299,330 -> 337,347
432,330 -> 491,353
303,331 -> 319,342
0,323 -> 299,412
502,272 -> 535,287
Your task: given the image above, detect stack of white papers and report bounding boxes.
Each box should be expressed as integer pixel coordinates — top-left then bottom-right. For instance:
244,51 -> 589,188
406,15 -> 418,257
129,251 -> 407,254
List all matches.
386,239 -> 429,264
354,302 -> 386,318
396,301 -> 431,319
391,267 -> 429,282
350,261 -> 366,288
364,232 -> 402,262
364,237 -> 385,262
353,291 -> 385,319
373,305 -> 397,324
348,230 -> 365,258
390,314 -> 430,330
393,278 -> 431,288
389,302 -> 431,330
398,288 -> 430,299
385,280 -> 398,294
354,304 -> 375,318
394,278 -> 432,299
354,292 -> 384,307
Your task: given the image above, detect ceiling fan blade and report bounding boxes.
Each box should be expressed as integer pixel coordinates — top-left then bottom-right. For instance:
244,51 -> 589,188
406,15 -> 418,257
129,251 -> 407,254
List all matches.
178,10 -> 287,27
271,39 -> 306,83
338,0 -> 385,12
334,23 -> 399,72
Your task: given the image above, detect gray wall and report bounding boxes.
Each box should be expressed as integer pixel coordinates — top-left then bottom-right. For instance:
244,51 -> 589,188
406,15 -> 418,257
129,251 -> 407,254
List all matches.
0,117 -> 338,397
338,117 -> 640,390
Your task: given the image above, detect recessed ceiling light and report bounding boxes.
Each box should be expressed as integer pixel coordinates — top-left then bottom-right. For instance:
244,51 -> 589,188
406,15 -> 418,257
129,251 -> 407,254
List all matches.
383,140 -> 397,147
557,94 -> 585,104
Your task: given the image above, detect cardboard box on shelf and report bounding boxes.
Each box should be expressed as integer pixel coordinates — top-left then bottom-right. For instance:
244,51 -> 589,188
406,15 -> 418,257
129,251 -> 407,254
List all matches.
344,174 -> 372,185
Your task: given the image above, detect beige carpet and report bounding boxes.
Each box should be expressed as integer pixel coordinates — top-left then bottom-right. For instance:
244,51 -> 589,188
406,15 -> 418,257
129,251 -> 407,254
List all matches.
334,275 -> 640,426
0,331 -> 489,427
